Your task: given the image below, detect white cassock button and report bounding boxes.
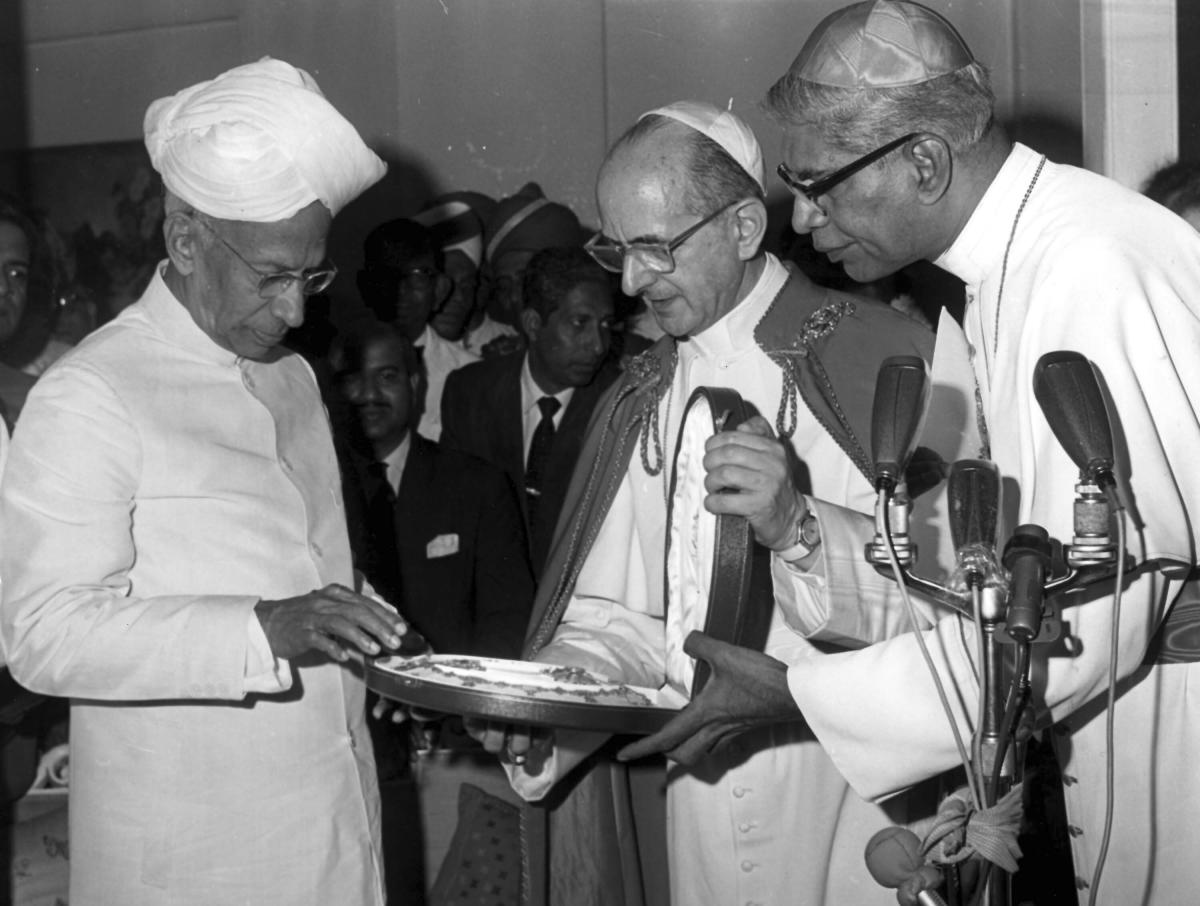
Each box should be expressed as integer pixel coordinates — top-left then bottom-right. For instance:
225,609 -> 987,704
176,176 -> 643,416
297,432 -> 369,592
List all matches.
740,860 -> 755,872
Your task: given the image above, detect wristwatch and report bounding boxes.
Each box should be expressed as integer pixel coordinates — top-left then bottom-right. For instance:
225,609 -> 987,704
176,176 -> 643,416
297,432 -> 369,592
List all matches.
777,510 -> 821,563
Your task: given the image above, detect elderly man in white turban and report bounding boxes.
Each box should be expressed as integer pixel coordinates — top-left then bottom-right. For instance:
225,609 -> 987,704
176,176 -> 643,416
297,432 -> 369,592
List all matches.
0,58 -> 410,905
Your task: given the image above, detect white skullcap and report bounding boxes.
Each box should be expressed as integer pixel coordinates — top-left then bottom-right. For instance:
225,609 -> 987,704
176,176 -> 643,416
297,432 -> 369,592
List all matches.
641,100 -> 765,191
144,57 -> 386,222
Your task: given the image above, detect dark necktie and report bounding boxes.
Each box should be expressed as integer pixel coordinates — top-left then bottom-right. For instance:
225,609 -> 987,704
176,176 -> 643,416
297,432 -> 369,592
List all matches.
365,461 -> 402,603
524,396 -> 561,526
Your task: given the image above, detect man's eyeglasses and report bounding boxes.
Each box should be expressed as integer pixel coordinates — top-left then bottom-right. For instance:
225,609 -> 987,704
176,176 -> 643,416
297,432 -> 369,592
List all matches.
191,216 -> 337,299
585,201 -> 737,275
777,132 -> 921,204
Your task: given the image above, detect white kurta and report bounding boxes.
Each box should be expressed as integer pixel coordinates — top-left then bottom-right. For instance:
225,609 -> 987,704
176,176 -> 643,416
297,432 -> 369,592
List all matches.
514,255 -> 923,906
0,267 -> 384,906
780,144 -> 1200,903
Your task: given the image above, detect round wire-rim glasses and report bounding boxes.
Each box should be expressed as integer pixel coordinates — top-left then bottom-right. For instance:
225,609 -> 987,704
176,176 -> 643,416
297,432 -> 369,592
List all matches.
191,215 -> 337,299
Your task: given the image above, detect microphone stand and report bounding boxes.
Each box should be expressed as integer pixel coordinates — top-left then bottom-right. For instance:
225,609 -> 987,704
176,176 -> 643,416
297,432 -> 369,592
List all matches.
862,352 -> 1130,906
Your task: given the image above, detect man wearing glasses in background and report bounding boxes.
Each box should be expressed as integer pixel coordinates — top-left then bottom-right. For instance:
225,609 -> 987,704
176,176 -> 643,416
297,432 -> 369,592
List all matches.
0,60 -> 413,905
473,100 -> 936,906
356,217 -> 479,442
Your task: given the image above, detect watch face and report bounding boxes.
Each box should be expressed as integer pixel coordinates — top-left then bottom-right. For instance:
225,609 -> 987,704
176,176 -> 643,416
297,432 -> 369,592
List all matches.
800,514 -> 821,548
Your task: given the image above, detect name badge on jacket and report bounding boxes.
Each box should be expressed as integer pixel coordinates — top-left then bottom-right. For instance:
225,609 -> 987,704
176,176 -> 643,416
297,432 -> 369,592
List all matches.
426,533 -> 460,559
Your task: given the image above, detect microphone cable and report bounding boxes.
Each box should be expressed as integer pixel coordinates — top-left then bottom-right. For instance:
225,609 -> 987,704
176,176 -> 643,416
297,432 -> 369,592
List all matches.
1087,489 -> 1126,906
877,488 -> 983,811
988,642 -> 1030,804
970,581 -> 988,807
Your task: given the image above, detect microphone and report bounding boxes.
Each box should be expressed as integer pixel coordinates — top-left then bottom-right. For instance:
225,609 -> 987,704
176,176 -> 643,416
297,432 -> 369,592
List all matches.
1033,351 -> 1119,565
866,356 -> 930,568
870,356 -> 931,492
864,827 -> 948,906
1002,524 -> 1053,643
1032,351 -> 1115,488
947,459 -> 1003,593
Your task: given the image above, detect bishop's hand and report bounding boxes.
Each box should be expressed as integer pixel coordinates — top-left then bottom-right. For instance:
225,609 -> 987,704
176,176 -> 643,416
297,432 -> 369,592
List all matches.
616,631 -> 801,765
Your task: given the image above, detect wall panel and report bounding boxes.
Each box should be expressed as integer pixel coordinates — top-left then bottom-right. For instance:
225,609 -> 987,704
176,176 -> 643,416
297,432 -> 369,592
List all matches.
24,19 -> 243,147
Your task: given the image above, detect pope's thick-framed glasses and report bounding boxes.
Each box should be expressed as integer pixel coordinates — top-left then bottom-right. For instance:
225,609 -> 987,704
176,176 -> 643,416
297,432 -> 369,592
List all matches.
777,132 -> 921,204
191,215 -> 337,299
584,200 -> 737,275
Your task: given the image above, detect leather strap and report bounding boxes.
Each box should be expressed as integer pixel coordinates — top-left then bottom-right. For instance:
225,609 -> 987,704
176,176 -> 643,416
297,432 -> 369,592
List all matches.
666,386 -> 775,697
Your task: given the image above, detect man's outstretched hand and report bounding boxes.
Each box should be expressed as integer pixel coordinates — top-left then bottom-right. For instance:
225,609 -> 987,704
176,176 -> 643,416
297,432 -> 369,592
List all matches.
256,583 -> 410,662
617,630 -> 802,765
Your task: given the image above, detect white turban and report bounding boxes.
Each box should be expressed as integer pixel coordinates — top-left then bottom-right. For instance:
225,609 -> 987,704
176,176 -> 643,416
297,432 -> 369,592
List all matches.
144,58 -> 386,222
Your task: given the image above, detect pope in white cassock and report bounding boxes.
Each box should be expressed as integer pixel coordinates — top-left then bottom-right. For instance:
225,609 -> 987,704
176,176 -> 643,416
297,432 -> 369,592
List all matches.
476,101 -> 940,906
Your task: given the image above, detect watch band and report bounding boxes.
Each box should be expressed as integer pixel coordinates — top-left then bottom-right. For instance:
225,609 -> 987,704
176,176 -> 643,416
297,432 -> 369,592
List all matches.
777,511 -> 821,563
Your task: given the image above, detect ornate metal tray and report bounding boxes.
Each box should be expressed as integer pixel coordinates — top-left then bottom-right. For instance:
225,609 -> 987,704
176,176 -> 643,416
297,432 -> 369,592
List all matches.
365,386 -> 773,735
367,654 -> 683,734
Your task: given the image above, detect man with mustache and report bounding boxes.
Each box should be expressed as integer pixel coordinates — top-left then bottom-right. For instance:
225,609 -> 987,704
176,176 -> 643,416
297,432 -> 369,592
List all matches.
332,318 -> 533,898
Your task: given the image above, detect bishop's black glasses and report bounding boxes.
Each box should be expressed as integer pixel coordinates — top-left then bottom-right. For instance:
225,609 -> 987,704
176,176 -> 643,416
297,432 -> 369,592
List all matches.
777,132 -> 921,209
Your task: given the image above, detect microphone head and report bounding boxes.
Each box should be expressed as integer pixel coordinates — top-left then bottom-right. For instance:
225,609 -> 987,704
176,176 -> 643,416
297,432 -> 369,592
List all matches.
947,459 -> 1001,553
871,356 -> 930,490
864,826 -> 924,888
1033,351 -> 1115,482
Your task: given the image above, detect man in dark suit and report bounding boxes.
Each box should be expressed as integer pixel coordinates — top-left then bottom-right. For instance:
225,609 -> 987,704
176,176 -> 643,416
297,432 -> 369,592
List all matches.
441,247 -> 620,575
332,320 -> 534,659
330,319 -> 535,901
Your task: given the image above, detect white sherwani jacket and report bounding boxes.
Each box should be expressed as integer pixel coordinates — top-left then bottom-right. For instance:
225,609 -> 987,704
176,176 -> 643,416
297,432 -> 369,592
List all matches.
780,144 -> 1200,903
0,267 -> 384,905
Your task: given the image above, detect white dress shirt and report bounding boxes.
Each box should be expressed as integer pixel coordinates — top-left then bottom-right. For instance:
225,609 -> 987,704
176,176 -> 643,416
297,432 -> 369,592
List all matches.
519,354 -> 574,462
